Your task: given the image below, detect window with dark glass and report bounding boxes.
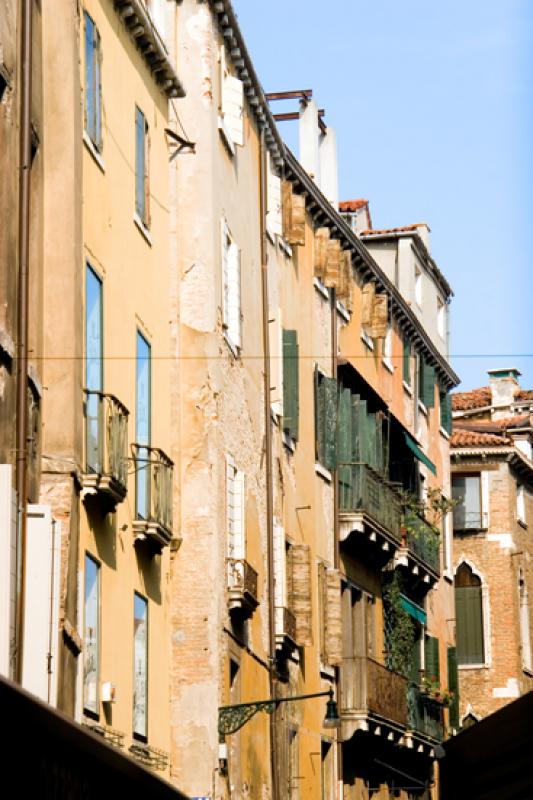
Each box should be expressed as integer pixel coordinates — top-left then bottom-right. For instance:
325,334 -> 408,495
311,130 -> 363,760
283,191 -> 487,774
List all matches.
84,554 -> 100,715
135,106 -> 150,228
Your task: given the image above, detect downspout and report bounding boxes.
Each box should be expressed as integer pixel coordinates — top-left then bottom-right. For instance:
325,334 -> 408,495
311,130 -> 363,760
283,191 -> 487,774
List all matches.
15,0 -> 33,684
259,130 -> 279,800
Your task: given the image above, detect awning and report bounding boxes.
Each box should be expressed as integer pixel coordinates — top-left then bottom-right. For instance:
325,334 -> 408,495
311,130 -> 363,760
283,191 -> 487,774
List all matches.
403,432 -> 437,475
400,594 -> 427,625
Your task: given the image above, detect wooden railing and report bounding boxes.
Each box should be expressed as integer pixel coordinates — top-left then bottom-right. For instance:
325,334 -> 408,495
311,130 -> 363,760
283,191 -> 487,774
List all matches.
339,463 -> 402,542
341,656 -> 408,726
84,389 -> 129,489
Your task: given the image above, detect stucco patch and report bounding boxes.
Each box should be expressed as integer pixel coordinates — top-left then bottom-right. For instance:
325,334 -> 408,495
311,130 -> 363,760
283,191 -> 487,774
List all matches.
492,678 -> 520,698
487,532 -> 515,550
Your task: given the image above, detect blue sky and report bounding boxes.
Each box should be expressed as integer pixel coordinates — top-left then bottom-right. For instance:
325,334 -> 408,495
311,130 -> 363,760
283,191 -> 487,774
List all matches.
233,0 -> 533,391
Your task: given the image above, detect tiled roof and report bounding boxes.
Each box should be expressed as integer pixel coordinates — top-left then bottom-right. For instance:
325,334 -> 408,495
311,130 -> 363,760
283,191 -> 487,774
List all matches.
452,387 -> 533,411
450,429 -> 511,448
339,199 -> 369,212
360,224 -> 425,236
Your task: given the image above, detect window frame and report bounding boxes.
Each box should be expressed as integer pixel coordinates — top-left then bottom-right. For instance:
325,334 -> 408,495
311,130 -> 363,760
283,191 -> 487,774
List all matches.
135,331 -> 151,520
454,561 -> 487,667
452,473 -> 484,531
135,106 -> 150,230
85,265 -> 103,474
517,484 -> 527,526
83,552 -> 101,718
221,218 -> 242,354
133,591 -> 149,741
84,11 -> 102,153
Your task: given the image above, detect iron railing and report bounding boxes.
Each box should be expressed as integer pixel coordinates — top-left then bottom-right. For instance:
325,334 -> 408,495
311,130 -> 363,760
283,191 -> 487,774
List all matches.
453,509 -> 488,532
339,463 -> 402,542
84,389 -> 129,489
341,656 -> 408,727
132,444 -> 173,535
403,510 -> 441,574
407,682 -> 444,741
275,605 -> 297,645
226,558 -> 258,603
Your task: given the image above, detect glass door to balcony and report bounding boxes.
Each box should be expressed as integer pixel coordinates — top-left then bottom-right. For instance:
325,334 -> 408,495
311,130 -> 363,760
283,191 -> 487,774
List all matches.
86,266 -> 103,474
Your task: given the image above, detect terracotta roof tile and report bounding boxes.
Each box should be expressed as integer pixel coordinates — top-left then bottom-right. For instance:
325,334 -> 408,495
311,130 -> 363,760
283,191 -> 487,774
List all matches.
454,415 -> 530,432
360,224 -> 423,236
339,199 -> 369,212
450,429 -> 511,448
452,387 -> 533,411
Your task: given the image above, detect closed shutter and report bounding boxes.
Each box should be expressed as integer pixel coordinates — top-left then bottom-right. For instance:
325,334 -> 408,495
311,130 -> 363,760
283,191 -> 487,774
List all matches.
227,242 -> 241,348
315,367 -> 324,463
324,569 -> 343,666
422,361 -> 436,408
362,283 -> 375,329
440,390 -> 452,434
266,155 -> 282,237
370,293 -> 388,339
403,338 -> 411,384
324,239 -> 341,288
447,646 -> 460,729
282,180 -> 293,240
135,107 -> 145,219
283,330 -> 299,440
366,412 -> 377,471
456,586 -> 484,664
409,638 -> 421,684
338,388 -> 353,508
323,377 -> 338,471
290,545 -> 312,646
338,250 -> 352,304
222,74 -> 244,146
351,394 -> 362,462
314,227 -> 330,280
425,635 -> 440,683
221,218 -> 230,327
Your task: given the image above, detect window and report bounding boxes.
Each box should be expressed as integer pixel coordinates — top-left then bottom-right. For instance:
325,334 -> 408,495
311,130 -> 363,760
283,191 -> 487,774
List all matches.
226,456 -> 245,563
437,296 -> 445,339
135,107 -> 150,228
418,357 -> 435,408
219,46 -> 244,152
84,11 -> 102,151
86,266 -> 103,473
455,563 -> 484,665
282,330 -> 299,442
452,474 -> 482,530
136,332 -> 151,519
403,337 -> 411,385
221,219 -> 241,351
414,265 -> 422,306
133,593 -> 148,739
382,326 -> 393,371
517,484 -> 526,525
519,572 -> 532,671
84,554 -> 100,715
315,369 -> 337,470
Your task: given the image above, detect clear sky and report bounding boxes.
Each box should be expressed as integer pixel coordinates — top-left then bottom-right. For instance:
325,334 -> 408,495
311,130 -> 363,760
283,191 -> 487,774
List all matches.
232,0 -> 533,392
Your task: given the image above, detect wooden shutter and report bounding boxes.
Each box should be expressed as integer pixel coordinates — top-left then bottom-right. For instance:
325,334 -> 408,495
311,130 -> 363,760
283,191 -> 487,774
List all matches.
338,250 -> 352,304
315,367 -> 324,463
403,338 -> 411,384
289,194 -> 306,246
422,361 -> 436,408
370,293 -> 388,339
440,390 -> 452,434
351,394 -> 362,462
324,568 -> 343,665
456,586 -> 484,664
362,283 -> 375,328
283,330 -> 299,440
425,635 -> 440,682
447,646 -> 460,729
267,156 -> 282,236
282,180 -> 293,240
338,388 -> 353,508
324,239 -> 341,288
409,637 -> 421,683
366,412 -> 377,470
314,227 -> 330,280
323,377 -> 338,471
290,545 -> 312,646
222,74 -> 244,146
135,108 -> 145,219
221,218 -> 230,328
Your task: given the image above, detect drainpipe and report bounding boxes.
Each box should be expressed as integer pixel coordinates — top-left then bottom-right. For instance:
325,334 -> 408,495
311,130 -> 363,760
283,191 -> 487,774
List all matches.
259,130 -> 279,800
15,0 -> 33,685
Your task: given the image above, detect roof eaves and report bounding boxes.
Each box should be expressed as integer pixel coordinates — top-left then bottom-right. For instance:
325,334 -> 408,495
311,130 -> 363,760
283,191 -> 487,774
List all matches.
283,148 -> 460,389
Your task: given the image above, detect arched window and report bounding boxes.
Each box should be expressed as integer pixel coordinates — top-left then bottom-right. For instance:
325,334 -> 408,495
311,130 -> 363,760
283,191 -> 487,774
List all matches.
519,572 -> 532,672
455,563 -> 484,665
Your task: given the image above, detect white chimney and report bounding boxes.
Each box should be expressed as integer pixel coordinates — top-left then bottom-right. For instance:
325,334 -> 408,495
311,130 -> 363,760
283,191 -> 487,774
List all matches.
488,368 -> 521,414
319,125 -> 339,209
299,100 -> 320,182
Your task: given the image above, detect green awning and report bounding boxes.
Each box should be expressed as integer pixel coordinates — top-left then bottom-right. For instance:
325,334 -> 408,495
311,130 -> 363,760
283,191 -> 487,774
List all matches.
403,431 -> 437,475
400,594 -> 427,625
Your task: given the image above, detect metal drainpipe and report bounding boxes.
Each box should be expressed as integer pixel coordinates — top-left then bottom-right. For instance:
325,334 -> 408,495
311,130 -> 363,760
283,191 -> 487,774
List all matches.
15,0 -> 33,685
259,130 -> 279,800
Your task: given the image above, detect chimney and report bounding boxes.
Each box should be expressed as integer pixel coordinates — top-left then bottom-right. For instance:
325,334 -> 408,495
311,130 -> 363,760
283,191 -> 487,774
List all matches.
319,126 -> 338,209
488,368 -> 521,415
415,223 -> 431,253
298,100 -> 320,182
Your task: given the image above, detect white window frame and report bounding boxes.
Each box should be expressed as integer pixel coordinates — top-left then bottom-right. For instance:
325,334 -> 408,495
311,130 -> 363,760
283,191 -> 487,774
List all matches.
219,45 -> 244,153
221,218 -> 242,353
517,484 -> 526,525
226,455 -> 245,562
454,557 -> 492,669
382,326 -> 393,372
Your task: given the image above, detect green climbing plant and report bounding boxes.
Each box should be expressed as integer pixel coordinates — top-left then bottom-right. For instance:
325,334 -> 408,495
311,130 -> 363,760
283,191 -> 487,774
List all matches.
382,572 -> 415,678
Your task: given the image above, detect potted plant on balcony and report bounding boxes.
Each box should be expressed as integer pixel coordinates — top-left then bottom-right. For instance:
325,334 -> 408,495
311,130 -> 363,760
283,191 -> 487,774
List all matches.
420,674 -> 454,707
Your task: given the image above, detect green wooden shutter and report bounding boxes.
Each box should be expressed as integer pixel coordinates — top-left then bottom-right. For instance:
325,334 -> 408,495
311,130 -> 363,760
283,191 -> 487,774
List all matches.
314,367 -> 324,463
403,338 -> 411,384
447,646 -> 460,729
425,635 -> 440,683
455,586 -> 484,664
366,412 -> 377,470
283,330 -> 299,441
440,390 -> 452,434
351,395 -> 361,462
422,361 -> 436,408
409,638 -> 421,684
338,388 -> 352,507
323,377 -> 338,471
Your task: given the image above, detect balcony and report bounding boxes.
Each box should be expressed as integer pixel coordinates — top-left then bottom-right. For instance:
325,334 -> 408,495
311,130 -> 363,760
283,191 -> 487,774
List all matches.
227,558 -> 259,618
132,444 -> 173,551
407,683 -> 444,742
341,656 -> 408,741
82,390 -> 129,509
339,463 -> 402,547
402,510 -> 441,577
275,605 -> 297,652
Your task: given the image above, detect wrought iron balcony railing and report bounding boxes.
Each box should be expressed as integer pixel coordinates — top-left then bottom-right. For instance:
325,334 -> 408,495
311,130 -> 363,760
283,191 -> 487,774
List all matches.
83,389 -> 129,507
132,444 -> 173,550
407,682 -> 444,742
341,656 -> 408,727
227,558 -> 259,617
402,510 -> 441,575
339,463 -> 402,542
452,509 -> 488,532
